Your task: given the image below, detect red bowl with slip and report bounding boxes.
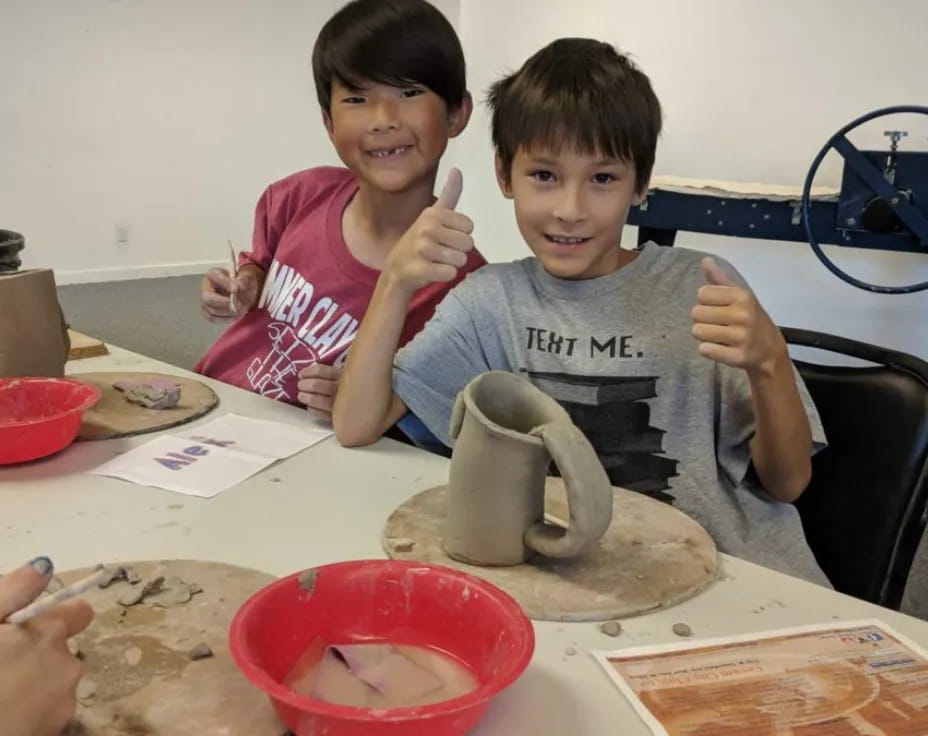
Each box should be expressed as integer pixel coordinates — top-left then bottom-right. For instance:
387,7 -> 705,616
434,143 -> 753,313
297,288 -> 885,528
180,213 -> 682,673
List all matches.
229,559 -> 535,736
0,377 -> 100,464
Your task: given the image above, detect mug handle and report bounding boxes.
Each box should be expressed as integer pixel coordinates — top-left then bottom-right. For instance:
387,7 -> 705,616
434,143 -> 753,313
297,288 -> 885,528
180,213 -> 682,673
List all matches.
449,392 -> 466,441
524,421 -> 613,558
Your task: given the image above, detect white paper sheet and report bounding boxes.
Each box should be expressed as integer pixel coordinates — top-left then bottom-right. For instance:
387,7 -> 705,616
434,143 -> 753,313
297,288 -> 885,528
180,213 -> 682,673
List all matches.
178,413 -> 331,459
90,413 -> 332,497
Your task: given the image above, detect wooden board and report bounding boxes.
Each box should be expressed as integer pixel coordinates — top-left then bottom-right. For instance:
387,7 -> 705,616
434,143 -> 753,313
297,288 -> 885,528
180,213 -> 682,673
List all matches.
384,479 -> 720,622
62,560 -> 283,735
68,330 -> 109,361
73,372 -> 219,441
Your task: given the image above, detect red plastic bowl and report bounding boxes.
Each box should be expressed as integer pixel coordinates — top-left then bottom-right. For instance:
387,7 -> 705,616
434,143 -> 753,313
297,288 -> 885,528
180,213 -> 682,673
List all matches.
0,377 -> 101,464
229,560 -> 535,736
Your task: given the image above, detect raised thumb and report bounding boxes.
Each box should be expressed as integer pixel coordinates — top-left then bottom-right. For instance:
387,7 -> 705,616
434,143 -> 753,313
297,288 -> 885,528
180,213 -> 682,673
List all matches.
701,257 -> 735,286
436,167 -> 463,211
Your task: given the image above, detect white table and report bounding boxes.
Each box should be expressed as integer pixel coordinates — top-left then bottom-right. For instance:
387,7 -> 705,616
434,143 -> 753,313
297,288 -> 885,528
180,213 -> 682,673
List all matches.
3,345 -> 928,735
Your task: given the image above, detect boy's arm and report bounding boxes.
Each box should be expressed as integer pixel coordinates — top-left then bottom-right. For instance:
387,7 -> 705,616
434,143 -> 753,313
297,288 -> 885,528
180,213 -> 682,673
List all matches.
692,258 -> 811,502
333,169 -> 475,447
744,351 -> 812,502
334,277 -> 412,446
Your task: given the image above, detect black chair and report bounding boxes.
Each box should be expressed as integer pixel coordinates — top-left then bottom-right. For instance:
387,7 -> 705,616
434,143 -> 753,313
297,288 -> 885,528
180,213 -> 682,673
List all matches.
781,327 -> 928,609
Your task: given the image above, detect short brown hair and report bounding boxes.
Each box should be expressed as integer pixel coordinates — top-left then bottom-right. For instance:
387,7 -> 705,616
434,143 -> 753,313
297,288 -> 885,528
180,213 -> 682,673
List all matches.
488,38 -> 661,194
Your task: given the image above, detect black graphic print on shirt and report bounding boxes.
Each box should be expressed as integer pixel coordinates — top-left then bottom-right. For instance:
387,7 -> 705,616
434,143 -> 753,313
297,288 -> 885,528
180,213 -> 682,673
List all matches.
524,370 -> 679,504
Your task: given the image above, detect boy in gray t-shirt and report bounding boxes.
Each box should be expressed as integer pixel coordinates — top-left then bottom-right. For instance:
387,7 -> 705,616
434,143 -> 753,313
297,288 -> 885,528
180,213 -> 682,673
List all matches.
333,38 -> 830,585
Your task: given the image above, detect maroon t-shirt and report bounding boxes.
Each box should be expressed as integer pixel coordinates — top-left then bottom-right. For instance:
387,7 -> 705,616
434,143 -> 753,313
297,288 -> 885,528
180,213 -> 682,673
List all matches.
195,167 -> 486,404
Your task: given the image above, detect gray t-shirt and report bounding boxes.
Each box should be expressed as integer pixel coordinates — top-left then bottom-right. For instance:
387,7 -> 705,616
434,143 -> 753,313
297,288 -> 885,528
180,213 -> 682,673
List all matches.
394,243 -> 830,586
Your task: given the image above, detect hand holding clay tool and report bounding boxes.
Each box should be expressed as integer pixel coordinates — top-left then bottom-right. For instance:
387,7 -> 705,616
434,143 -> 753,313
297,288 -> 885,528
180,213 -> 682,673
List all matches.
227,239 -> 238,315
4,565 -> 106,625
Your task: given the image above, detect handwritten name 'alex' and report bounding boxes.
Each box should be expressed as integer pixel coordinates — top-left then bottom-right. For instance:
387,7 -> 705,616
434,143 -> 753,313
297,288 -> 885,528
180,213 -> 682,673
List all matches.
154,437 -> 233,470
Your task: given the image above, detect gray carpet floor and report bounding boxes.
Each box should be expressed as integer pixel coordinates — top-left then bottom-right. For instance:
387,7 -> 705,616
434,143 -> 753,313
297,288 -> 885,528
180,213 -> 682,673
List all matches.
57,275 -> 927,619
58,275 -> 225,370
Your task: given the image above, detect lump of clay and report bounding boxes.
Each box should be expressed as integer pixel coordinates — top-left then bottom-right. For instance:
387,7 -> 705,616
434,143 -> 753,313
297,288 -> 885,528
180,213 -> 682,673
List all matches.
99,565 -> 141,589
114,379 -> 181,410
121,575 -> 203,609
298,569 -> 318,593
118,576 -> 164,607
672,622 -> 693,637
189,643 -> 214,661
150,577 -> 199,608
76,678 -> 98,702
599,621 -> 622,638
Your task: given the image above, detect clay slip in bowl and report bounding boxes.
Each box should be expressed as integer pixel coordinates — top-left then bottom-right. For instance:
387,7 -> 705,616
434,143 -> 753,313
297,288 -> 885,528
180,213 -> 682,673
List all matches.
229,559 -> 535,736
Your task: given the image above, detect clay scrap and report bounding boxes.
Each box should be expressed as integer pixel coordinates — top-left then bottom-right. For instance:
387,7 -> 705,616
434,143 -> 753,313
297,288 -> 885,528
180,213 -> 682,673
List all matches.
118,576 -> 164,607
189,643 -> 214,661
76,678 -> 98,702
99,565 -> 141,589
298,568 -> 319,593
115,575 -> 204,609
599,621 -> 623,638
672,622 -> 693,637
113,378 -> 181,410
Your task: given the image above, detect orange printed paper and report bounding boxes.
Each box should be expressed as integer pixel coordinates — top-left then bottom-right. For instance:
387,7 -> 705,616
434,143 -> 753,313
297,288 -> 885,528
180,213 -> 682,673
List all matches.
595,620 -> 928,735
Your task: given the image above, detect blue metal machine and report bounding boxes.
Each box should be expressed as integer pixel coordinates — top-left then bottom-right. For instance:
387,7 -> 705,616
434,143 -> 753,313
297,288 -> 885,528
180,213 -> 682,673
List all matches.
629,106 -> 928,293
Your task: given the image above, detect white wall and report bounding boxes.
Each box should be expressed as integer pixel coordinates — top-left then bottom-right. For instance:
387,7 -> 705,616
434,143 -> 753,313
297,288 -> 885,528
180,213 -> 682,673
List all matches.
0,0 -> 459,283
2,0 -> 927,359
456,0 -> 928,359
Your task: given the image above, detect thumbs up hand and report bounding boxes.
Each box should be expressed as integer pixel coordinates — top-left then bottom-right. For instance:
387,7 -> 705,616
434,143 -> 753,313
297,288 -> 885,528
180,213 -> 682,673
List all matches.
384,167 -> 475,296
691,257 -> 786,376
701,256 -> 737,287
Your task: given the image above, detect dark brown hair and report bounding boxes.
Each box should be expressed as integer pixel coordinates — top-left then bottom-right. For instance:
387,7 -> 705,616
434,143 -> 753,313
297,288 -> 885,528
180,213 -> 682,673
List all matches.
313,0 -> 467,113
488,38 -> 662,193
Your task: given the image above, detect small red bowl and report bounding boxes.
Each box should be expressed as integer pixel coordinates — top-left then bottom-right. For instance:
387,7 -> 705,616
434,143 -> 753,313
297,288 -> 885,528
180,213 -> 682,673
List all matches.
229,560 -> 535,736
0,377 -> 101,464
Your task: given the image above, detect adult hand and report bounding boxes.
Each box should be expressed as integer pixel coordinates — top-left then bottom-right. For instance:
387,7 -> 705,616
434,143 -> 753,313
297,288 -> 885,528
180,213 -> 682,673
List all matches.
0,558 -> 93,736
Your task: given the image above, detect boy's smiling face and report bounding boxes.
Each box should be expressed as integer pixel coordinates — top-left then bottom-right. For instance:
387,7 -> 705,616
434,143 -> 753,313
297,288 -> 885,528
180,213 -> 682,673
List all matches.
497,146 -> 647,280
325,80 -> 470,194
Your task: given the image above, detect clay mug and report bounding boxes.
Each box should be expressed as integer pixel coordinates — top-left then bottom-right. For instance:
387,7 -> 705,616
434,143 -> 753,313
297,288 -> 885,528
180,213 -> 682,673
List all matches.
443,371 -> 613,566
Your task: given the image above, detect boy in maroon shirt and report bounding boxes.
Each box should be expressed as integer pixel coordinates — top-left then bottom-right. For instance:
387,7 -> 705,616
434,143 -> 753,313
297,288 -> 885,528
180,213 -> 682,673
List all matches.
196,0 -> 484,417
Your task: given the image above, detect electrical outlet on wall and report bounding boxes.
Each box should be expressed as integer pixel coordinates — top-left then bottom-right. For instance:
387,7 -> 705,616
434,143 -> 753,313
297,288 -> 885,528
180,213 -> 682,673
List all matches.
115,223 -> 130,247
